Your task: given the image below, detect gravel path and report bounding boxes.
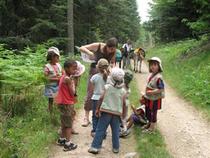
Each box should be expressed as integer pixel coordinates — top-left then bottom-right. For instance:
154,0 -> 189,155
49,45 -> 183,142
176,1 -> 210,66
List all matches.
135,62 -> 210,158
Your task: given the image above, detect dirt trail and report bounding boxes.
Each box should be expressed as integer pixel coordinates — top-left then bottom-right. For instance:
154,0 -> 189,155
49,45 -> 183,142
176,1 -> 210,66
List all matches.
136,62 -> 210,158
50,110 -> 138,158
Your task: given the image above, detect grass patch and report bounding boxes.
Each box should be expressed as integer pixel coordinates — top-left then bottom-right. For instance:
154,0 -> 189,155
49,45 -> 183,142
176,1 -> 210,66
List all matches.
147,38 -> 210,119
129,77 -> 171,158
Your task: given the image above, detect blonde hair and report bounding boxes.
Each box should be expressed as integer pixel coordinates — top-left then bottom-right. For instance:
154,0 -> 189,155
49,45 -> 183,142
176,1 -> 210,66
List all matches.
98,66 -> 109,82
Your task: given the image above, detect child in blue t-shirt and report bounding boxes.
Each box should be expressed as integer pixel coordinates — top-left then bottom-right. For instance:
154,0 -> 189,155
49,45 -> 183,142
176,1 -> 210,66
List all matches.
90,58 -> 109,137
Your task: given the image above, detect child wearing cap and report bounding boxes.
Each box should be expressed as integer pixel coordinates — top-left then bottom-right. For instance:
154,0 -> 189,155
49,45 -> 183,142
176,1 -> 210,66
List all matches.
56,60 -> 85,151
120,70 -> 133,137
126,104 -> 147,131
142,57 -> 165,133
44,47 -> 62,113
89,58 -> 110,137
88,68 -> 126,154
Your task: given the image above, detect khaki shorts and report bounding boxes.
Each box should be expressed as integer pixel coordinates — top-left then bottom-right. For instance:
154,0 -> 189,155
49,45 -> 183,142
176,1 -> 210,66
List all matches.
58,105 -> 76,128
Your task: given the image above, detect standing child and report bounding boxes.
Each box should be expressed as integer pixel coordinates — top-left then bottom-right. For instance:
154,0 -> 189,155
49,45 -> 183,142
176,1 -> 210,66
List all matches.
88,68 -> 126,154
142,57 -> 165,132
115,49 -> 122,68
56,60 -> 84,151
120,70 -> 133,137
90,58 -> 109,137
44,47 -> 62,113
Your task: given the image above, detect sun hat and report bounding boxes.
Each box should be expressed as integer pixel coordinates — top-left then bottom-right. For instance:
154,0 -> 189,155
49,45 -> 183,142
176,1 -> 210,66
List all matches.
73,61 -> 85,77
111,67 -> 125,82
48,47 -> 60,56
96,58 -> 109,69
108,67 -> 124,88
124,70 -> 133,84
147,57 -> 163,72
136,104 -> 146,113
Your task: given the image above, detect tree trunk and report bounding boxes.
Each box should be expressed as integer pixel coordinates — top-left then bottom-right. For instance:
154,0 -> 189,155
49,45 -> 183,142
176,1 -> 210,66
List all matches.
67,0 -> 74,55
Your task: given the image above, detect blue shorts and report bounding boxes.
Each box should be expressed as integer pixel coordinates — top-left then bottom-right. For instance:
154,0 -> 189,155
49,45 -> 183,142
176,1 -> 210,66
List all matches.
44,84 -> 58,98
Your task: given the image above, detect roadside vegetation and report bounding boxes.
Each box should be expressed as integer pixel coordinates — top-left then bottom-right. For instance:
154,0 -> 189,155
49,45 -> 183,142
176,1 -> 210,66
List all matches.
0,44 -> 87,158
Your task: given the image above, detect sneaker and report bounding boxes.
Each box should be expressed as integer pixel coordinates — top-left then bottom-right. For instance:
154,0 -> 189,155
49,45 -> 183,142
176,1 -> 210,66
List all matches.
112,148 -> 119,153
82,118 -> 90,127
56,138 -> 66,146
63,142 -> 77,151
142,128 -> 154,134
88,147 -> 99,154
72,130 -> 79,135
119,130 -> 130,138
141,123 -> 150,130
91,132 -> 95,137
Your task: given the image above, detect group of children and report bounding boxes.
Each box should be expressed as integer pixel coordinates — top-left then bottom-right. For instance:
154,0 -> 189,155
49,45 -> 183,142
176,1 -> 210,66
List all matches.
44,46 -> 165,153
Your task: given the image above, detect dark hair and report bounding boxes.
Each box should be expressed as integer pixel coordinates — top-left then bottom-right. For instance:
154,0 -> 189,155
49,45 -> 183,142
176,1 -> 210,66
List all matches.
46,51 -> 59,61
106,37 -> 118,48
64,60 -> 77,69
149,61 -> 161,73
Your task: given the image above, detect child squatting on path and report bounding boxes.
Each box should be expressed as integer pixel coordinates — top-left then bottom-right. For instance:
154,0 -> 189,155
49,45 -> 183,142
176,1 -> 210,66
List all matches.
88,67 -> 126,154
90,58 -> 110,137
56,60 -> 85,151
119,70 -> 134,137
44,47 -> 62,113
142,57 -> 165,133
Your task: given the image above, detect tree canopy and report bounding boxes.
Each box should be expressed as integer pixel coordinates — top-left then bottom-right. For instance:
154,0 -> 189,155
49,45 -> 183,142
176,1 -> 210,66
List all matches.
144,0 -> 210,42
0,0 -> 141,50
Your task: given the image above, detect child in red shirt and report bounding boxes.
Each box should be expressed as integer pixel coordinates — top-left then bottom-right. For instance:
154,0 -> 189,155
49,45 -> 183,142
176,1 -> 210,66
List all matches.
56,60 -> 85,151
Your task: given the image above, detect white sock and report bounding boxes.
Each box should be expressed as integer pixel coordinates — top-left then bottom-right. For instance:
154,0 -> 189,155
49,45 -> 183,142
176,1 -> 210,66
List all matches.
59,137 -> 66,141
65,140 -> 72,145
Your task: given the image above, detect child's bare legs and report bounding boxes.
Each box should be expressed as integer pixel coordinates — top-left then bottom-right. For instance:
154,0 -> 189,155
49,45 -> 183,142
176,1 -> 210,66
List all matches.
82,110 -> 90,127
48,98 -> 53,113
61,126 -> 72,142
127,116 -> 134,130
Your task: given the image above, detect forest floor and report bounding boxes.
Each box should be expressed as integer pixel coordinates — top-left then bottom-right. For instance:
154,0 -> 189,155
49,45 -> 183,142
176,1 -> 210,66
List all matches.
49,61 -> 210,158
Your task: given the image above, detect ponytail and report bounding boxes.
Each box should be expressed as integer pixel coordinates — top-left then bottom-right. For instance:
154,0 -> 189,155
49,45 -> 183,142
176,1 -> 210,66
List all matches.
99,67 -> 108,82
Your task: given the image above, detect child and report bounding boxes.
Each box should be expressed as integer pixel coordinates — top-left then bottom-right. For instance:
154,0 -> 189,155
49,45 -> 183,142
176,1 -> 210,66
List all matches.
120,70 -> 133,137
115,49 -> 122,68
44,47 -> 62,113
142,57 -> 165,132
90,58 -> 109,137
126,104 -> 147,131
56,60 -> 84,151
88,68 -> 126,154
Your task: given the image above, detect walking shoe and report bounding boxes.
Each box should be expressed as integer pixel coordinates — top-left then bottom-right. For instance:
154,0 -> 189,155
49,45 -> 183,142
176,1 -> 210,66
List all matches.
112,148 -> 119,153
63,142 -> 77,151
56,138 -> 66,146
82,118 -> 91,127
142,128 -> 154,134
91,132 -> 95,137
88,147 -> 99,154
72,130 -> 79,135
119,130 -> 130,138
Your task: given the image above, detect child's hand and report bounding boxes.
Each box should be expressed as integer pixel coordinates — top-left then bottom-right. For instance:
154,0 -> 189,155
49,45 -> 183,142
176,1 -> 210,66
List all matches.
146,90 -> 153,95
95,109 -> 101,117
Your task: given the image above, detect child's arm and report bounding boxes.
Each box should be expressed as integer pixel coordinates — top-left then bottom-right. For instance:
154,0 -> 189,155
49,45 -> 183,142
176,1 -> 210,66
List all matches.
131,105 -> 138,115
95,91 -> 105,117
65,76 -> 76,96
122,95 -> 127,119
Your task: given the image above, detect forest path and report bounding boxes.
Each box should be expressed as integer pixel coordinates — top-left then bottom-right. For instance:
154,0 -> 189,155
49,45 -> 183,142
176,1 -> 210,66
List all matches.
135,62 -> 210,158
49,107 -> 138,158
